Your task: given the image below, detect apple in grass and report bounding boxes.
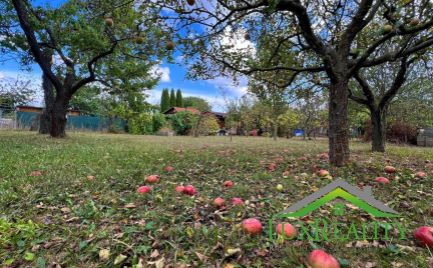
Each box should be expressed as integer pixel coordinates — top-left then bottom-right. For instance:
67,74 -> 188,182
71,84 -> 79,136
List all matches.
175,185 -> 185,193
415,171 -> 426,178
276,184 -> 284,191
268,163 -> 277,171
231,198 -> 244,206
318,170 -> 329,177
384,166 -> 396,174
164,166 -> 174,172
414,226 -> 433,248
223,180 -> 234,188
146,175 -> 160,183
308,249 -> 340,268
137,186 -> 151,194
183,185 -> 197,195
242,218 -> 262,235
213,197 -> 225,207
375,177 -> 389,184
276,223 -> 297,239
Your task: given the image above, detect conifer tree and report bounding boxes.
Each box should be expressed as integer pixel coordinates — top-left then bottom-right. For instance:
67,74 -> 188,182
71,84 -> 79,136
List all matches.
176,89 -> 183,107
160,89 -> 170,112
169,89 -> 176,107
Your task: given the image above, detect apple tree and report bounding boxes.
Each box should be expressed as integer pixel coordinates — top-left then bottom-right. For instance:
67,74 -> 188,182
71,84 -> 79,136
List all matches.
3,0 -> 170,137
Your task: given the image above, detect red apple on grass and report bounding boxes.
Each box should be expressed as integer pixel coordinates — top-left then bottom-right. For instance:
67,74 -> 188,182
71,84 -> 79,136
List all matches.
384,166 -> 396,174
223,180 -> 234,188
308,249 -> 340,268
213,197 -> 225,207
231,198 -> 244,206
164,166 -> 174,172
146,175 -> 160,183
415,171 -> 426,178
375,177 -> 389,184
183,185 -> 197,195
175,185 -> 185,193
276,223 -> 297,239
137,186 -> 151,194
242,218 -> 262,235
318,170 -> 329,177
414,226 -> 433,248
268,163 -> 277,172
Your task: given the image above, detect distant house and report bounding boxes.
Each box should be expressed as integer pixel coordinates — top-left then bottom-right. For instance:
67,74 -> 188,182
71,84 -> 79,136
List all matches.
16,105 -> 81,116
163,107 -> 227,129
163,107 -> 200,115
203,111 -> 226,128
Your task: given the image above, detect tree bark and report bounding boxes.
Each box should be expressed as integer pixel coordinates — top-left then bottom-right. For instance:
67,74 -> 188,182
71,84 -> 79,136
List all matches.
272,122 -> 278,141
39,73 -> 55,134
39,48 -> 54,134
328,78 -> 350,166
370,108 -> 386,152
50,94 -> 69,138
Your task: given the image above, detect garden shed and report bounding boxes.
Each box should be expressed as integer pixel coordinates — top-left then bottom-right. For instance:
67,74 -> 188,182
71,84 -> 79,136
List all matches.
417,128 -> 433,147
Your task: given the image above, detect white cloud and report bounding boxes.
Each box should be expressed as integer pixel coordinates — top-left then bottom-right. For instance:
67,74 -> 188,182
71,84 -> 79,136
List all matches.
150,65 -> 171,83
206,75 -> 249,98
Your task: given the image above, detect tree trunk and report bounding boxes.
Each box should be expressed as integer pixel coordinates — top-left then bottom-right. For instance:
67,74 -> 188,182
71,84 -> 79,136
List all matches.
49,95 -> 69,138
39,48 -> 55,134
272,123 -> 278,141
370,108 -> 386,152
39,73 -> 55,134
328,78 -> 350,166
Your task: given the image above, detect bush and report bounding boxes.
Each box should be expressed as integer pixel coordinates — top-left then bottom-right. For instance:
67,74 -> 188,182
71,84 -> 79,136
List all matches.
128,113 -> 153,134
194,114 -> 220,136
363,120 -> 417,144
169,111 -> 198,135
152,113 -> 166,133
387,121 -> 417,144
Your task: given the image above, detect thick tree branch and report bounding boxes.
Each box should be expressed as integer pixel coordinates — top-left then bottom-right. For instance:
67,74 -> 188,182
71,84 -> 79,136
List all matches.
70,42 -> 118,94
11,0 -> 62,92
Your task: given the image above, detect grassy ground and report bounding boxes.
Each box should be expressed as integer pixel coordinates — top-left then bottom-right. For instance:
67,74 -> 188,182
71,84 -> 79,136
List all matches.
0,131 -> 433,267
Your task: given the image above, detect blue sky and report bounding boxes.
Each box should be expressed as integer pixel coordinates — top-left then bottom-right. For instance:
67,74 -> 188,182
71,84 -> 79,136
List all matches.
0,0 -> 248,112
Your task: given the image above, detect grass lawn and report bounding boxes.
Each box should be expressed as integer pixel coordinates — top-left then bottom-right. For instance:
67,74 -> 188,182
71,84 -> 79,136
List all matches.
1,131 -> 433,267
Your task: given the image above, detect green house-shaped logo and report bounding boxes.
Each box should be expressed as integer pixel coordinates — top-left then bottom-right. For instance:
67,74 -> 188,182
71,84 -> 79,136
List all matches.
274,179 -> 399,219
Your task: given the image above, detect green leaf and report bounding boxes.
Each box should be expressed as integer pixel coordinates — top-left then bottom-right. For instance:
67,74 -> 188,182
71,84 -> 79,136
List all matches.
24,251 -> 35,261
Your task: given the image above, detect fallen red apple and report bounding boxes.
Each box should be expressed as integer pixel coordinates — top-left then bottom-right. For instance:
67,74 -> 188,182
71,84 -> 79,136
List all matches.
164,166 -> 174,172
231,198 -> 244,206
276,223 -> 297,239
223,180 -> 234,188
268,163 -> 277,171
175,185 -> 185,193
318,170 -> 329,177
426,163 -> 433,170
213,197 -> 225,207
183,185 -> 197,195
374,177 -> 389,184
414,226 -> 433,248
146,175 -> 160,183
137,186 -> 151,194
384,166 -> 396,174
415,171 -> 426,178
308,249 -> 340,268
242,218 -> 262,235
